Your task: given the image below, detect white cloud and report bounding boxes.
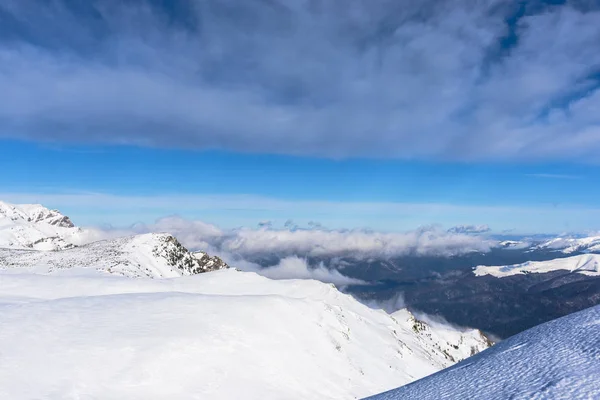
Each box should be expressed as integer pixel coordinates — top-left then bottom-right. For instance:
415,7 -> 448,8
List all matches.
247,256 -> 366,287
218,225 -> 493,258
359,292 -> 407,314
80,213 -> 494,259
0,1 -> 599,161
83,213 -> 494,260
63,210 -> 496,266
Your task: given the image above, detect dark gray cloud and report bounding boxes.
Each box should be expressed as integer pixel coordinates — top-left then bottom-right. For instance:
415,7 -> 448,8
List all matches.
1,0 -> 600,160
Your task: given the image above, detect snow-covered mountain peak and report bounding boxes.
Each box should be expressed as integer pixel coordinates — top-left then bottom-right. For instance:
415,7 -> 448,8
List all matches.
0,201 -> 81,250
25,205 -> 75,228
0,201 -> 74,227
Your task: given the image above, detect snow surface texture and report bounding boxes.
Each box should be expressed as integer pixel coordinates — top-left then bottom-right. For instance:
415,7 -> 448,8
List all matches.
0,233 -> 228,278
474,253 -> 600,278
364,304 -> 600,400
0,268 -> 490,400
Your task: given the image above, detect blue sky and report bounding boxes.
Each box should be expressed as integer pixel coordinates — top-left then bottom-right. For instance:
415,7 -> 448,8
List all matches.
2,139 -> 600,233
1,1 -> 600,234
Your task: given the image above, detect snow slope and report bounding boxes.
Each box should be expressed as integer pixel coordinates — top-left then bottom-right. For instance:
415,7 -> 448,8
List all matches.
0,268 -> 491,400
364,304 -> 600,400
536,235 -> 600,254
474,253 -> 600,278
0,200 -> 84,250
0,233 -> 228,278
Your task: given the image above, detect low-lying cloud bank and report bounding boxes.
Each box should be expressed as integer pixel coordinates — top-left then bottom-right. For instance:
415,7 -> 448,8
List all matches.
119,216 -> 495,259
89,216 -> 496,284
241,256 -> 366,287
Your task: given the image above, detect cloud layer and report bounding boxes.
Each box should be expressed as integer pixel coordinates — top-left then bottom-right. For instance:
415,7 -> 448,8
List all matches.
1,0 -> 600,160
118,215 -> 495,259
245,256 -> 366,286
89,215 -> 494,285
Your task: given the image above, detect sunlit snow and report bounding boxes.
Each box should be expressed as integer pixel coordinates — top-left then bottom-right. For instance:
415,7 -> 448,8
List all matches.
365,304 -> 600,399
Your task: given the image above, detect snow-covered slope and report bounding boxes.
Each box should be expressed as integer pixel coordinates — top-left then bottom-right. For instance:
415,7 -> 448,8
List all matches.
535,235 -> 600,254
474,253 -> 600,278
0,233 -> 228,278
0,200 -> 83,250
365,304 -> 600,400
0,268 -> 490,400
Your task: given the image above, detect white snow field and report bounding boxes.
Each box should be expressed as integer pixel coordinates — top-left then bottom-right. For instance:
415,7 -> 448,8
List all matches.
474,253 -> 600,278
364,304 -> 600,400
0,268 -> 490,400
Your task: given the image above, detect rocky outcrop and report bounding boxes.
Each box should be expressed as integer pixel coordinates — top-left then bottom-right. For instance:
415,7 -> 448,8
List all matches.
153,235 -> 229,275
28,207 -> 75,228
193,251 -> 229,273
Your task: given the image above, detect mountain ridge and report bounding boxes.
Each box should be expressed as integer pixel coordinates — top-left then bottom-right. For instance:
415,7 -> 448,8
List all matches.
0,200 -> 228,277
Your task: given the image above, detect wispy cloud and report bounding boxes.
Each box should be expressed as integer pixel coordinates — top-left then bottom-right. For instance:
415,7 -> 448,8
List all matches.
448,225 -> 491,235
0,1 -> 599,161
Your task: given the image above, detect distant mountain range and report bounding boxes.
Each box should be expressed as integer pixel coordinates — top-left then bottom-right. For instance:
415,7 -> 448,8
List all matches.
310,240 -> 600,338
533,235 -> 600,254
474,253 -> 600,278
